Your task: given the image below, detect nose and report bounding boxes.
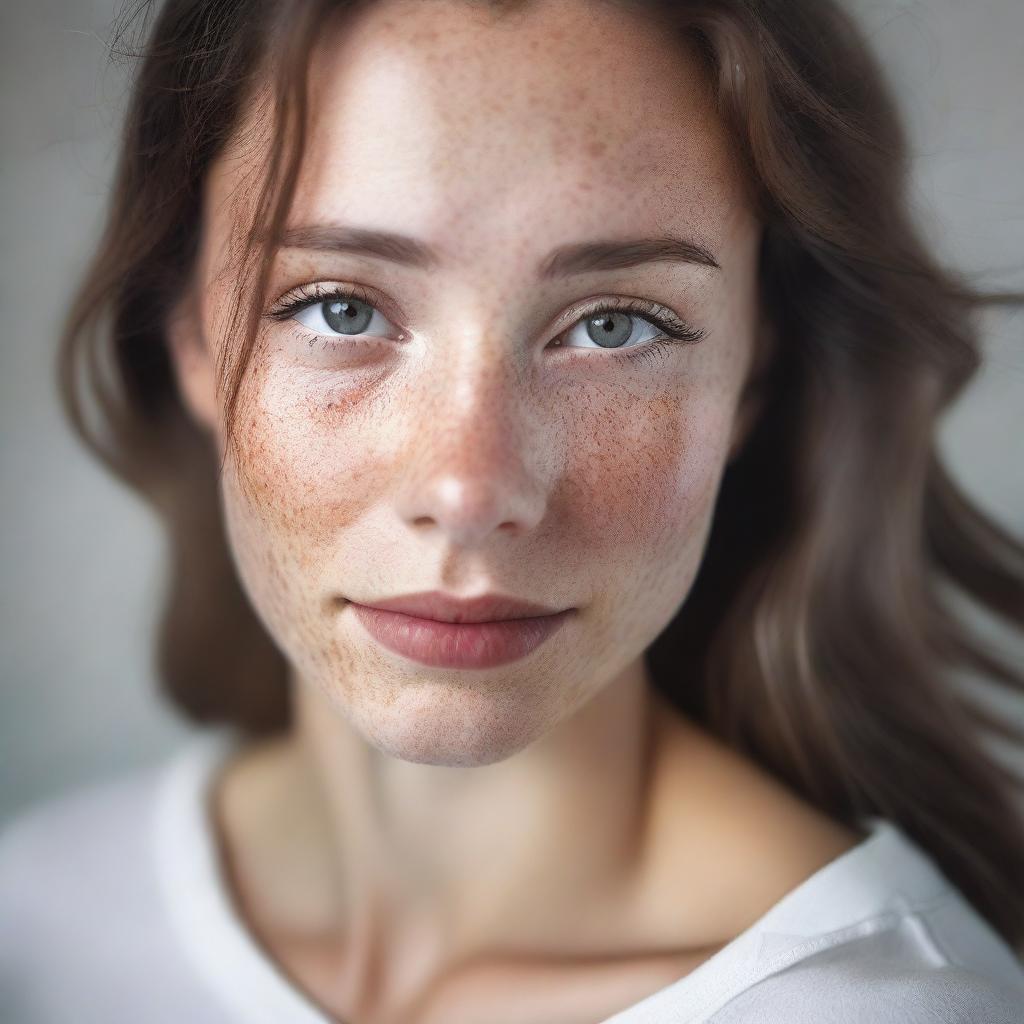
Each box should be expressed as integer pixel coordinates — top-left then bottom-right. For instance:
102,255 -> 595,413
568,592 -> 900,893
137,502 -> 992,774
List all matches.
393,359 -> 550,549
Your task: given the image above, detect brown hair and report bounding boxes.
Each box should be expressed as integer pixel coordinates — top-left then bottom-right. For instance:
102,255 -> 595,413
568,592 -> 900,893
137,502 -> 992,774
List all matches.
59,0 -> 1024,950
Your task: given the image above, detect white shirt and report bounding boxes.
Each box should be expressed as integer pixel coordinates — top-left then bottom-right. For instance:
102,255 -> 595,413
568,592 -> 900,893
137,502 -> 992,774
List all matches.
1,727 -> 1022,1023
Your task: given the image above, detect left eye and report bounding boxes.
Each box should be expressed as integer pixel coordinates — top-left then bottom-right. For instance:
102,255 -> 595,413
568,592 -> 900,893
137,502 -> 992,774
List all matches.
292,297 -> 397,338
556,310 -> 666,351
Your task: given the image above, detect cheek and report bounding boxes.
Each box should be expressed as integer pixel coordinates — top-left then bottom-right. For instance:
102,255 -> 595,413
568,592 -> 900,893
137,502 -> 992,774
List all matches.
565,383 -> 732,557
561,383 -> 734,656
217,370 -> 392,668
227,371 -> 387,548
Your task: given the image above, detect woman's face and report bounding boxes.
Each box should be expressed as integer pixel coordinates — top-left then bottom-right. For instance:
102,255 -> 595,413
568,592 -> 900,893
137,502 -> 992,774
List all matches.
174,0 -> 768,766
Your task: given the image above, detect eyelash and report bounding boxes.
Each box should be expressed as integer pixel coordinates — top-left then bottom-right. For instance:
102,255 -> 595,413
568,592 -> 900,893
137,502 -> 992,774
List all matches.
266,282 -> 706,363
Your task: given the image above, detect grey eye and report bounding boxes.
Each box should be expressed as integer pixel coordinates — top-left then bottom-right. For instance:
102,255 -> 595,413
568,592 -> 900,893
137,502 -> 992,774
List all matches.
560,311 -> 664,350
585,312 -> 634,348
293,297 -> 395,338
323,298 -> 373,334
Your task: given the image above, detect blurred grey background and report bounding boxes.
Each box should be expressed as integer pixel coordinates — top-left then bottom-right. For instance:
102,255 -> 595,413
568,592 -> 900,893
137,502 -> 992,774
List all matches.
1,0 -> 1022,824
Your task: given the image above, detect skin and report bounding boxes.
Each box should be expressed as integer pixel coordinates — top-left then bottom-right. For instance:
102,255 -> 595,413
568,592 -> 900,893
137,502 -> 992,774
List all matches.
169,0 -> 865,1020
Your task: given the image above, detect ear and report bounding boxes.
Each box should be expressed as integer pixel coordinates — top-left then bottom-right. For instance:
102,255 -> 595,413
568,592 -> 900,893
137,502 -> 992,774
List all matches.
727,313 -> 778,464
166,285 -> 218,433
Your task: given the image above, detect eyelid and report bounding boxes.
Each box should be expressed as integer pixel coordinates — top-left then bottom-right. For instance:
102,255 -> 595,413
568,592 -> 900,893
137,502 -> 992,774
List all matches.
266,280 -> 405,327
552,295 -> 657,330
553,294 -> 696,335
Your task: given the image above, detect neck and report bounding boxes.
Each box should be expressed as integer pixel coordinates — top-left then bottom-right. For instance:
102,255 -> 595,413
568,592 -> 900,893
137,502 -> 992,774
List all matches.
304,655 -> 656,942
216,658 -> 667,992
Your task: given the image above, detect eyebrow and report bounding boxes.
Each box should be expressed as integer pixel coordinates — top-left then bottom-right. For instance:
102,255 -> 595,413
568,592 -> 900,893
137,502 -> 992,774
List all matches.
277,224 -> 721,278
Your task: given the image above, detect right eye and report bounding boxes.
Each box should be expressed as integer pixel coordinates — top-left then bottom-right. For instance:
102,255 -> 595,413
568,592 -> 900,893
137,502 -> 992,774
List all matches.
291,295 -> 398,339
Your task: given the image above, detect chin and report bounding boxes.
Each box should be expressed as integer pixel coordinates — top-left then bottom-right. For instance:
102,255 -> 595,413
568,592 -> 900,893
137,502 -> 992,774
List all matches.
341,679 -> 558,768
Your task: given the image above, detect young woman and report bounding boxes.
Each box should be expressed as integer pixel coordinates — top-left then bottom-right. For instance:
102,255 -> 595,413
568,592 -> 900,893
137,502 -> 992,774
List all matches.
1,0 -> 1023,1021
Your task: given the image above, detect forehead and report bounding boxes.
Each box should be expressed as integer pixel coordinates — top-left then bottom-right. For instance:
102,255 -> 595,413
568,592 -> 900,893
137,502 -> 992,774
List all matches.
209,0 -> 754,275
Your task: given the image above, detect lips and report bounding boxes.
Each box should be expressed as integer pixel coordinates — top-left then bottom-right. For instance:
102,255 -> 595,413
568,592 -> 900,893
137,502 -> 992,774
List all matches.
345,590 -> 575,668
354,590 -> 566,624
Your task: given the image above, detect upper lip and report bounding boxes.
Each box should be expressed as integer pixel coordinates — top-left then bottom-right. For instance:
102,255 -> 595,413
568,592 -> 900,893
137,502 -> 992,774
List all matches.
352,590 -> 569,623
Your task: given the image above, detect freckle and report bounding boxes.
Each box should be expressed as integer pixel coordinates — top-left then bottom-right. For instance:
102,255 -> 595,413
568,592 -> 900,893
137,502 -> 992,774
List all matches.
586,139 -> 607,159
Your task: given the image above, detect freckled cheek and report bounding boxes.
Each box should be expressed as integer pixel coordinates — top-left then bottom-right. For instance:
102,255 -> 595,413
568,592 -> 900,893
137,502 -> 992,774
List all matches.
560,390 -> 734,655
566,392 -> 733,560
218,377 -> 391,660
230,379 -> 387,535
215,385 -> 387,650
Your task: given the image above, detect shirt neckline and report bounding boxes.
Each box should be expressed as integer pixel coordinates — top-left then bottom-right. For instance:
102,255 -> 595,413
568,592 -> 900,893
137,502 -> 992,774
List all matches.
151,727 -> 955,1024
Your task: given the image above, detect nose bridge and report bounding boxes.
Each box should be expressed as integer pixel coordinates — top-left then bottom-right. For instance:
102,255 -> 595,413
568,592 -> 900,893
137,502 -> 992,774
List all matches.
394,337 -> 548,546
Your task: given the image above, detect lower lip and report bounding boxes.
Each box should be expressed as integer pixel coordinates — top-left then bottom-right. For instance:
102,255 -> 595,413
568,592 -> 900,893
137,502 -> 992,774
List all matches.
348,603 -> 574,669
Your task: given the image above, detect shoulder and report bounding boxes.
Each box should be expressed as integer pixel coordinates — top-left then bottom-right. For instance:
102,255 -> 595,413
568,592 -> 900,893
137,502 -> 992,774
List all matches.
0,761 -> 183,1016
711,966 -> 1024,1024
641,707 -> 869,942
0,734 -> 250,1022
0,762 -> 165,916
714,964 -> 1024,1024
708,905 -> 1024,1023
